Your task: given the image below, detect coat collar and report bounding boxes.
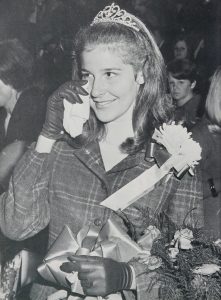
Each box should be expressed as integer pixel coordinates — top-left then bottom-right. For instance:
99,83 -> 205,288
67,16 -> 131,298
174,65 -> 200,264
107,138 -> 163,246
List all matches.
72,140 -> 147,176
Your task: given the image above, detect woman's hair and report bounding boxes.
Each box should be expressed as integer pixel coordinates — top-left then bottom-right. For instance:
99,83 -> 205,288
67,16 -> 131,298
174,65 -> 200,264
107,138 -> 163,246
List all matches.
167,58 -> 197,83
205,66 -> 221,128
71,7 -> 173,153
0,38 -> 34,92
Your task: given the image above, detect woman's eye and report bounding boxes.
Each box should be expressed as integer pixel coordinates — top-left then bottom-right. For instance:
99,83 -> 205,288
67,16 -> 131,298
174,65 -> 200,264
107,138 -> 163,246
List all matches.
81,73 -> 89,80
105,72 -> 116,78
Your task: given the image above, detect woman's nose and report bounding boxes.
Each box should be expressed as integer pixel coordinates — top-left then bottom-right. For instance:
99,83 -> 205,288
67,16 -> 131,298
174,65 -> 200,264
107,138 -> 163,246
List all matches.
90,77 -> 105,98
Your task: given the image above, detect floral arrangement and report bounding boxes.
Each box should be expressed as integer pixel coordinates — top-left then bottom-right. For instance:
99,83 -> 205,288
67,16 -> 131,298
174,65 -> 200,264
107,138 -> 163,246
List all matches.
152,122 -> 202,177
134,214 -> 221,300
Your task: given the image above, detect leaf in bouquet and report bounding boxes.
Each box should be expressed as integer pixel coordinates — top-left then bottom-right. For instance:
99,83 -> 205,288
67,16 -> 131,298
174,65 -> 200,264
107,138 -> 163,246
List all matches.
176,253 -> 193,282
151,239 -> 172,268
204,277 -> 221,300
211,243 -> 221,257
156,274 -> 184,300
155,212 -> 177,240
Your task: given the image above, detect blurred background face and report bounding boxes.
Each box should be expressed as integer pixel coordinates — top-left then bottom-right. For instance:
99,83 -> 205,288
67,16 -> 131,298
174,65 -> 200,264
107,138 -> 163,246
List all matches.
168,73 -> 193,104
132,0 -> 147,13
174,40 -> 188,59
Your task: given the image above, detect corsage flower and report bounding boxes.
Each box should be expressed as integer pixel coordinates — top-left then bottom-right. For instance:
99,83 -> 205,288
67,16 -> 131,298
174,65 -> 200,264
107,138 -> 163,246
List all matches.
152,123 -> 202,177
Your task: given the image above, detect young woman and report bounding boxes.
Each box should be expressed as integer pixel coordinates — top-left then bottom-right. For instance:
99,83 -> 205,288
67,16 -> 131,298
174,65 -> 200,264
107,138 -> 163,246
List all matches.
172,34 -> 194,61
0,3 -> 203,300
192,66 -> 221,239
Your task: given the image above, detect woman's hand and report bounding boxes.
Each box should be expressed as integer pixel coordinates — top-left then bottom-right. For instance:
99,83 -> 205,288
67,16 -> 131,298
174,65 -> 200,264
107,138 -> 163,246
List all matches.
60,255 -> 132,297
41,80 -> 88,140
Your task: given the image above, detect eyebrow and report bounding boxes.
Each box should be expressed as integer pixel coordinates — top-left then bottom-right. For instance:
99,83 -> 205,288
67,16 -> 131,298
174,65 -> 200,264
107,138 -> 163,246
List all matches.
81,67 -> 122,72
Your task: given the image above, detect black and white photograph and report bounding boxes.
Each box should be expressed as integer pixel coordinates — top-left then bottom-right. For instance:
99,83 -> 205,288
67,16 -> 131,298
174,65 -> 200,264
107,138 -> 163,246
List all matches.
0,1 -> 221,299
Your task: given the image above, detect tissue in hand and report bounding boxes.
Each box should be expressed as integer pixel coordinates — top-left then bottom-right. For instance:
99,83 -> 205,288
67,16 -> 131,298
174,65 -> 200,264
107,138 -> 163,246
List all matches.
63,83 -> 90,138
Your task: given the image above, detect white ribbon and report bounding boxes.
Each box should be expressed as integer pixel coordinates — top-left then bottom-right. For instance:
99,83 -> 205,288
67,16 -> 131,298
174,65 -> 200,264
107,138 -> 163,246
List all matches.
100,153 -> 190,211
101,162 -> 169,211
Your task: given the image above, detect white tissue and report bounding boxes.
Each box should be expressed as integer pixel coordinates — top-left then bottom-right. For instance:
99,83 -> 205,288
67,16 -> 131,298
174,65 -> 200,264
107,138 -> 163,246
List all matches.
63,83 -> 90,138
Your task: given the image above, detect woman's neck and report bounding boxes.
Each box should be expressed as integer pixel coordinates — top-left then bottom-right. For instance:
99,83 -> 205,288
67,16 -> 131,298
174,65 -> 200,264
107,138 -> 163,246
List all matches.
103,105 -> 134,146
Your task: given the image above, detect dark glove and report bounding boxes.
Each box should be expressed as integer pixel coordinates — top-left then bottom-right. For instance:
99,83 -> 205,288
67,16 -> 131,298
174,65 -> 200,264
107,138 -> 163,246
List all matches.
41,80 -> 88,140
60,255 -> 133,297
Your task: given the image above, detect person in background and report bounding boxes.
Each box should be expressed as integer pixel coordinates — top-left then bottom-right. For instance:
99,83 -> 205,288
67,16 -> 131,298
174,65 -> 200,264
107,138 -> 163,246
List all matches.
0,39 -> 48,292
0,3 -> 203,300
0,38 -> 46,194
172,33 -> 209,98
172,34 -> 194,60
167,58 -> 203,130
192,66 -> 221,239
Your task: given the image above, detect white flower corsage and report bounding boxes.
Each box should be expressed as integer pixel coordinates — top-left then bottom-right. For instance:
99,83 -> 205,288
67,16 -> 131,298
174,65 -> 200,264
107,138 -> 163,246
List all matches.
152,123 -> 202,176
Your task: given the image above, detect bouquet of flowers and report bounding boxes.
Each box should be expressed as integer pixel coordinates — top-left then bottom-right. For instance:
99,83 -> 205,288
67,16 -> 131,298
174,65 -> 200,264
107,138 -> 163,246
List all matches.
134,214 -> 221,300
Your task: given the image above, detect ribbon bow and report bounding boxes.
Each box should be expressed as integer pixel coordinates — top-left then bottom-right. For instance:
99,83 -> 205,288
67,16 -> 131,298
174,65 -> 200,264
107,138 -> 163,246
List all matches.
38,219 -> 142,296
148,142 -> 193,179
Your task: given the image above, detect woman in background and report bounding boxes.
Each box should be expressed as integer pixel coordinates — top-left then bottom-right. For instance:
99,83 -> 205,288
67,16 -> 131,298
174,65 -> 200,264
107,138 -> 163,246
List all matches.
172,34 -> 194,61
192,66 -> 221,239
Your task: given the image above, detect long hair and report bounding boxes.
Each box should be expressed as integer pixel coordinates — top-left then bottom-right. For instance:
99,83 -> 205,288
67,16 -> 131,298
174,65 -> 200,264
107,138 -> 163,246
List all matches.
71,10 -> 173,153
205,66 -> 221,130
0,38 -> 34,92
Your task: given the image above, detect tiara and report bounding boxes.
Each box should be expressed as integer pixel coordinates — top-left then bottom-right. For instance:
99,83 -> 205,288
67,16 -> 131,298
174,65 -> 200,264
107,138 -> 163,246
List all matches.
91,3 -> 140,32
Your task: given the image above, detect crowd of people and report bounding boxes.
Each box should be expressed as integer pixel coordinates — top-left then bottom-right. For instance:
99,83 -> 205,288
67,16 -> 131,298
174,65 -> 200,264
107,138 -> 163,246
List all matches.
0,0 -> 220,299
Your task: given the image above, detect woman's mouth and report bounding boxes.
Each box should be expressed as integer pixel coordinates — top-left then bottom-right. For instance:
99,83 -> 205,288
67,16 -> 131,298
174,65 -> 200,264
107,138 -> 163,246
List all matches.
94,99 -> 117,108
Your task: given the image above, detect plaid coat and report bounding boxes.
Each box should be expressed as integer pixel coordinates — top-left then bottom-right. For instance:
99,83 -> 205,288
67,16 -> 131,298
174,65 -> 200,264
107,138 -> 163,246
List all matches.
0,139 -> 203,300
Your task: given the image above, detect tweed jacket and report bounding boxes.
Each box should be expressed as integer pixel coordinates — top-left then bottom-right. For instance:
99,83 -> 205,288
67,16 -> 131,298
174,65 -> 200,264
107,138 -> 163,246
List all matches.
0,139 -> 203,300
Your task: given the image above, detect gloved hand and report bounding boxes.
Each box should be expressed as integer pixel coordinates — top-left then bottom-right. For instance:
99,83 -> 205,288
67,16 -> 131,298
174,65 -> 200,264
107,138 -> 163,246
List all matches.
41,80 -> 88,140
60,255 -> 133,297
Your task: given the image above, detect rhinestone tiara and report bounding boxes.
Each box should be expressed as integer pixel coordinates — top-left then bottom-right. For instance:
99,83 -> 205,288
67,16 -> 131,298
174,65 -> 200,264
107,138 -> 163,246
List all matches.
91,3 -> 140,32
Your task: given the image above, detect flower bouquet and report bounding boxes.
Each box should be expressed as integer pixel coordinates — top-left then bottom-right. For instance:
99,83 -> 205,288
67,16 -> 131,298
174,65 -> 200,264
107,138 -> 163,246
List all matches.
135,214 -> 221,300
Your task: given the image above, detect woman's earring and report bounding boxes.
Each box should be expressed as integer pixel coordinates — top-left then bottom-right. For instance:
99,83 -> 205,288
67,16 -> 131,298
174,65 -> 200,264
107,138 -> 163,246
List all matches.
136,71 -> 144,84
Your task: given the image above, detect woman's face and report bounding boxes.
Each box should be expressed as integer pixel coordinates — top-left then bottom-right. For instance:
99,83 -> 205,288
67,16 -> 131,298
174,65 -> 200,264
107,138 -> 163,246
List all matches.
80,44 -> 142,123
0,80 -> 13,109
174,40 -> 188,59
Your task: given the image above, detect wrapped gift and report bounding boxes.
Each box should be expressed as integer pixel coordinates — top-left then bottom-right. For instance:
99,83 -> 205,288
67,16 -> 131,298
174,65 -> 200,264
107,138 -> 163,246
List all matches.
38,218 -> 142,297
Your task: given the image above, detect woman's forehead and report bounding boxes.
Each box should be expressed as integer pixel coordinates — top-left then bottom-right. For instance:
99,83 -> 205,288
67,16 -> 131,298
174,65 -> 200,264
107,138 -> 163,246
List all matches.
81,43 -> 131,63
84,42 -> 126,54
